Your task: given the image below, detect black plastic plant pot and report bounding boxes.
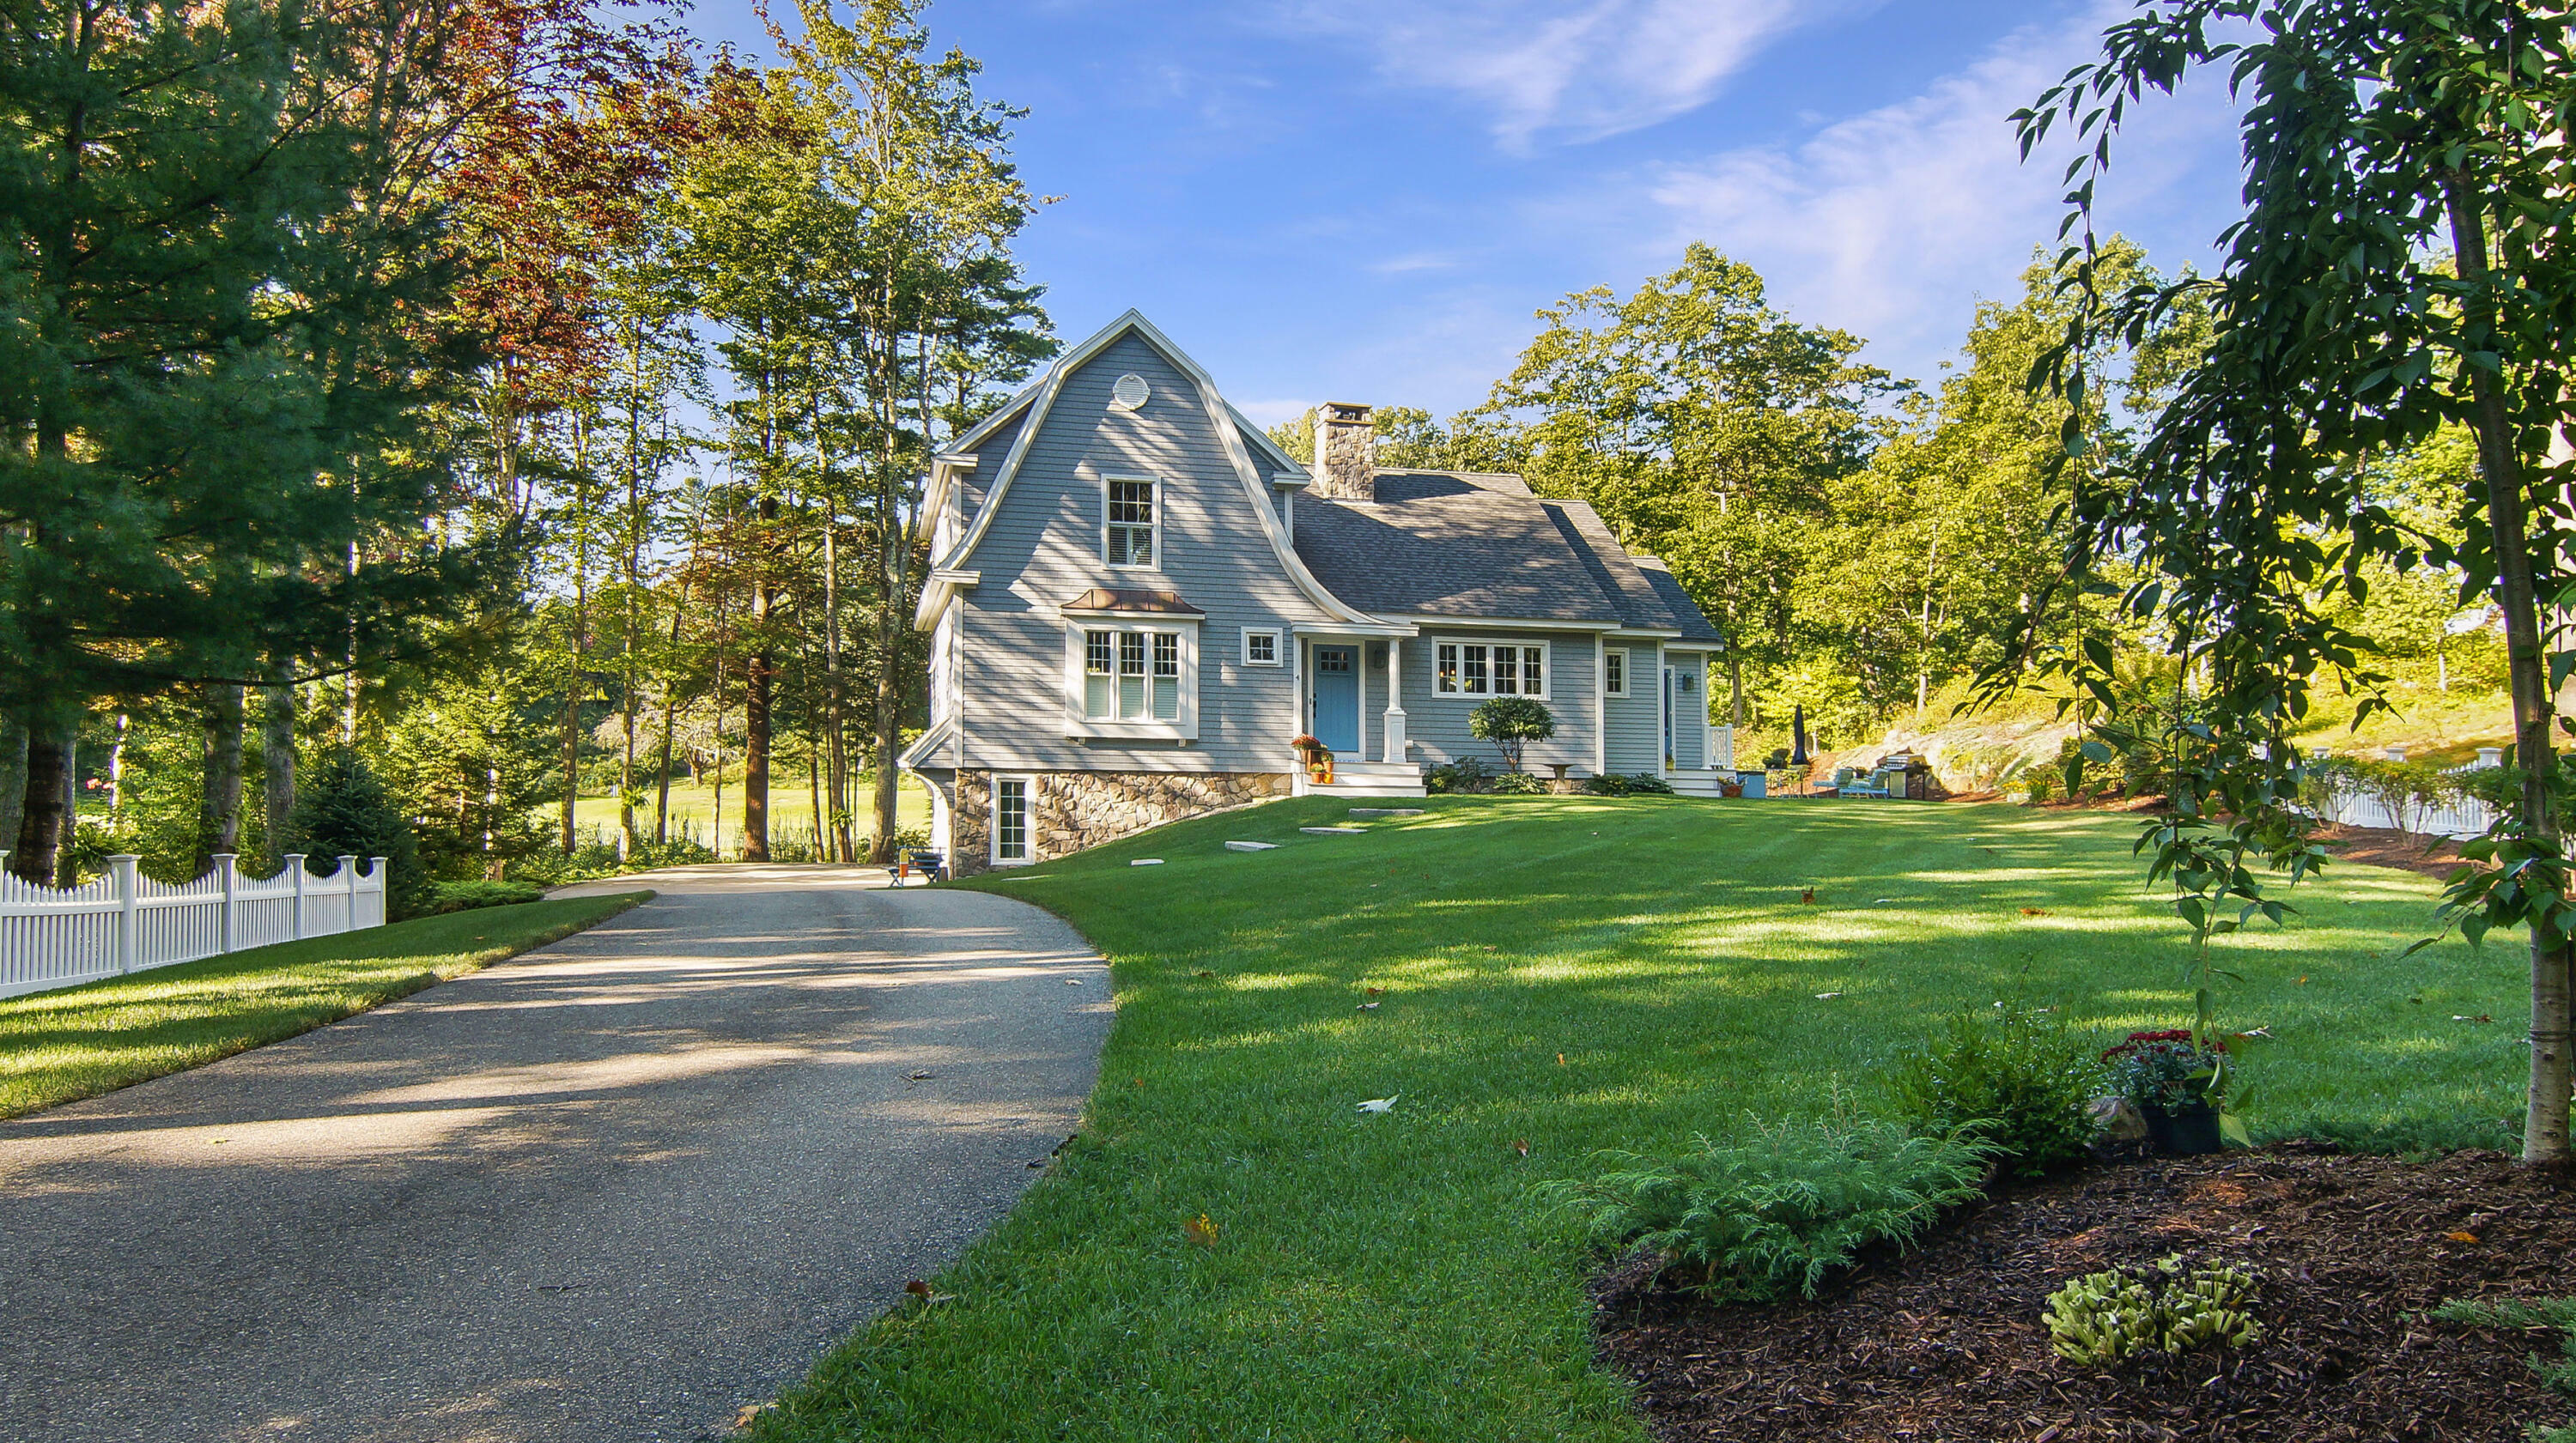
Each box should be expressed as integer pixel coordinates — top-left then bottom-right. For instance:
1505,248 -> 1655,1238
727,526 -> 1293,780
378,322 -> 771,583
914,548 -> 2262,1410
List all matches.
2143,1100 -> 2224,1155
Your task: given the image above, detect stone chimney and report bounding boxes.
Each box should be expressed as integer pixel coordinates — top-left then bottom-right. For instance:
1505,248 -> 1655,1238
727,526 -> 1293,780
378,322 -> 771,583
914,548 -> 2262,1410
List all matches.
1311,402 -> 1376,501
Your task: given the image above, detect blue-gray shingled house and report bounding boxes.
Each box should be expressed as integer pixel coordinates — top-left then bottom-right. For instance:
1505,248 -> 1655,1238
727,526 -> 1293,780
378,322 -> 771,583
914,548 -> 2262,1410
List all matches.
901,311 -> 1731,874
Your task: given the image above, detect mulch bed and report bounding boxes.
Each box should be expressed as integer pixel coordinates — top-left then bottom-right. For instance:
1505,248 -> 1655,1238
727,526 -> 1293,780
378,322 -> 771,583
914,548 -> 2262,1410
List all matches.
1595,1147 -> 2576,1441
2315,822 -> 2466,882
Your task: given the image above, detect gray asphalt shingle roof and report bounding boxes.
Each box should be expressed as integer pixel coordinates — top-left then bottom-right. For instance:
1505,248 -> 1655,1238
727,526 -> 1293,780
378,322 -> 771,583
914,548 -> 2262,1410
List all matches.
1291,470 -> 1723,643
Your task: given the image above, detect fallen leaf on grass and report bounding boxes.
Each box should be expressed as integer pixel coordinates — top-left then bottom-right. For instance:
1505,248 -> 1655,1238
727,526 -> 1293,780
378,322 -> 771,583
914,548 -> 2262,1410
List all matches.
1814,991 -> 1844,1001
2453,1015 -> 2494,1024
1365,986 -> 1384,997
901,1280 -> 954,1303
1194,969 -> 1215,978
2020,906 -> 2048,917
1357,1002 -> 1380,1011
1556,1052 -> 1565,1066
1356,1095 -> 1399,1113
1512,1138 -> 1529,1157
1185,1213 -> 1220,1248
733,1402 -> 774,1432
1800,888 -> 1816,904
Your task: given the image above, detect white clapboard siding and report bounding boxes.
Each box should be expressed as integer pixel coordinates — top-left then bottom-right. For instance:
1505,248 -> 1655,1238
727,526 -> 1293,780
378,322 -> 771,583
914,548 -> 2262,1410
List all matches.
0,852 -> 388,1000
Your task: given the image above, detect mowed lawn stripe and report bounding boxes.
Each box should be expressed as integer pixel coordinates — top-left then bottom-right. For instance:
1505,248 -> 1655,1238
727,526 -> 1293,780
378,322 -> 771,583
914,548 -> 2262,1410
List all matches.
755,797 -> 2516,1443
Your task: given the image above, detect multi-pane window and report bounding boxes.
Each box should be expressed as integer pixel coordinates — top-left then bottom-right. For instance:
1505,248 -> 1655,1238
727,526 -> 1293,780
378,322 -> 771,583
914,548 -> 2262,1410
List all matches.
1152,633 -> 1181,719
995,777 -> 1030,864
1106,478 -> 1156,566
1079,627 -> 1184,722
1603,647 -> 1628,697
1084,630 -> 1115,717
1242,628 -> 1279,666
1435,641 -> 1548,698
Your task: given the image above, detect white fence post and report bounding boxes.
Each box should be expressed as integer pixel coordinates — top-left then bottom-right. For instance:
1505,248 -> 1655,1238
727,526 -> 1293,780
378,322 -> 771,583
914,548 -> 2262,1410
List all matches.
369,857 -> 389,926
339,856 -> 357,927
109,855 -> 140,973
214,852 -> 238,955
288,854 -> 308,940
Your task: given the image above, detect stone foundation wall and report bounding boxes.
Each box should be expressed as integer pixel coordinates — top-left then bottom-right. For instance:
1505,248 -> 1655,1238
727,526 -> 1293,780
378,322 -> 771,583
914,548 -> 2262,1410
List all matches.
948,768 -> 1292,876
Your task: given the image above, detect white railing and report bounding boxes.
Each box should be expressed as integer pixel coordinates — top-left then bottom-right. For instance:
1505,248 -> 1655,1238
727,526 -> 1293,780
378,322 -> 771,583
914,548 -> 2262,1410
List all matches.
0,852 -> 387,1001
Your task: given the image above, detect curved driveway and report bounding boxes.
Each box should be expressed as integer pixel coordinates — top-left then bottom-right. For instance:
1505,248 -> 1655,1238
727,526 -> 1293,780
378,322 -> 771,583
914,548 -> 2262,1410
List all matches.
0,866 -> 1109,1443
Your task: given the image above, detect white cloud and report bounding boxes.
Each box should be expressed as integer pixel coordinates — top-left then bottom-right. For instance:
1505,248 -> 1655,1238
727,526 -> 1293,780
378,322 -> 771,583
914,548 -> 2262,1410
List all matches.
1291,0 -> 1867,145
1625,1 -> 2248,382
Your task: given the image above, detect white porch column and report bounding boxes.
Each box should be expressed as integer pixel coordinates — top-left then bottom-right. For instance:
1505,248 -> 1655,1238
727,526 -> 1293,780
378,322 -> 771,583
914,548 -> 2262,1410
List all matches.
1382,638 -> 1407,763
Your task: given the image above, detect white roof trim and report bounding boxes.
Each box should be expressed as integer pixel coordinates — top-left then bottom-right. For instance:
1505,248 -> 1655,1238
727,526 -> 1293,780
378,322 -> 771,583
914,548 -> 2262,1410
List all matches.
926,309 -> 1374,628
897,715 -> 957,773
1231,403 -> 1307,475
1399,614 -> 1626,633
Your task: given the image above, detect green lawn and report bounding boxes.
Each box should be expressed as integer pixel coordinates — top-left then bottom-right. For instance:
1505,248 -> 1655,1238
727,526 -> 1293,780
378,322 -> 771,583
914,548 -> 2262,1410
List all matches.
568,775 -> 933,855
752,795 -> 2522,1443
0,893 -> 647,1119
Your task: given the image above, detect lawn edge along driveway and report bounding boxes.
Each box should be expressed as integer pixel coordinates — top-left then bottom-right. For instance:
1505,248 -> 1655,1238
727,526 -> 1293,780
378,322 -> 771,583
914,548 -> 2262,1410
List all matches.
0,891 -> 650,1119
745,794 -> 2512,1443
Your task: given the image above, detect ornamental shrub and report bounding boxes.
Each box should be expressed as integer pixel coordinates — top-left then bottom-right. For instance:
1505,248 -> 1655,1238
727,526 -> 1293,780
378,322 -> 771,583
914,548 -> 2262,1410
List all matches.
1467,696 -> 1555,773
1583,773 -> 1634,797
1625,772 -> 1674,795
1425,756 -> 1491,794
1540,1112 -> 1994,1302
424,879 -> 545,914
1490,771 -> 1547,795
2045,1254 -> 2263,1364
1886,1009 -> 2105,1178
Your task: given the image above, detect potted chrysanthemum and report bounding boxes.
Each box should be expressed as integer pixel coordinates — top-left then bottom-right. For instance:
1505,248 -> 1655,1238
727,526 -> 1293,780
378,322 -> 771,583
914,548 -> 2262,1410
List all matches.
1290,734 -> 1333,785
2102,1029 -> 2228,1155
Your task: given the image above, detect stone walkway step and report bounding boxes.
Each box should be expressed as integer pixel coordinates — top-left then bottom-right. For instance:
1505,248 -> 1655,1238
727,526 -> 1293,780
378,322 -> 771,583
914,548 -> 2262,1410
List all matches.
1224,840 -> 1279,852
1349,808 -> 1423,818
1299,827 -> 1366,836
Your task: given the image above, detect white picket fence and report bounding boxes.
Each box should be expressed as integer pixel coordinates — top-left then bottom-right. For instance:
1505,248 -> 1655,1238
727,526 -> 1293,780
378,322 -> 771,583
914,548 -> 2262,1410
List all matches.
0,852 -> 388,1001
2300,788 -> 2498,840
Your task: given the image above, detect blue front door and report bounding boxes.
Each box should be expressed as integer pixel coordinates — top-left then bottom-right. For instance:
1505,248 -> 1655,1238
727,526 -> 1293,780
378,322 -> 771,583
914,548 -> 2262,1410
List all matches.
1312,646 -> 1360,754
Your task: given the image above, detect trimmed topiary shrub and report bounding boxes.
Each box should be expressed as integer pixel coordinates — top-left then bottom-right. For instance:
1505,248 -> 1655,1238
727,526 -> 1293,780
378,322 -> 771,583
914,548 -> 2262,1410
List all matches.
1468,696 -> 1556,773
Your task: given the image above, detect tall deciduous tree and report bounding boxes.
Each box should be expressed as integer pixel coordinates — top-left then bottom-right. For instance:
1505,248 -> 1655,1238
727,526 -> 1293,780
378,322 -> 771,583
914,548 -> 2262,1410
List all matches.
2017,0 -> 2576,1161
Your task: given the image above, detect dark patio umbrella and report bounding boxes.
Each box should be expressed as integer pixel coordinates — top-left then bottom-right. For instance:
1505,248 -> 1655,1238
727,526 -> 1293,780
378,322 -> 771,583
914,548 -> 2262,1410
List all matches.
1789,705 -> 1809,767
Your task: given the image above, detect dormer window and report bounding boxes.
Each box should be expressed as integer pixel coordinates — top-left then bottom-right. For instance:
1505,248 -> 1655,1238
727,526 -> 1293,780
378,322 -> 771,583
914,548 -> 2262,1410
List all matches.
1105,476 -> 1157,567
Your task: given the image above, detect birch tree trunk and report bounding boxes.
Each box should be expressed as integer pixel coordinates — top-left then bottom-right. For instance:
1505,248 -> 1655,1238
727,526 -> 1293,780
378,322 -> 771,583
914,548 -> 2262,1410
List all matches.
2448,181 -> 2570,1165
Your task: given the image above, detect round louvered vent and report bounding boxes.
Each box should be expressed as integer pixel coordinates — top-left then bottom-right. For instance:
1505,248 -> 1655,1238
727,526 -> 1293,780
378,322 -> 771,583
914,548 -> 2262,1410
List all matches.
1109,373 -> 1150,411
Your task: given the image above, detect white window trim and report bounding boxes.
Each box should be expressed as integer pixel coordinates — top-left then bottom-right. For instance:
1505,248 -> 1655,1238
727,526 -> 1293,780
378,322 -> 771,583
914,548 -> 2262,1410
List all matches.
1061,619 -> 1201,739
991,773 -> 1035,867
1242,627 -> 1283,667
1101,472 -> 1162,571
1602,646 -> 1630,698
1431,637 -> 1552,701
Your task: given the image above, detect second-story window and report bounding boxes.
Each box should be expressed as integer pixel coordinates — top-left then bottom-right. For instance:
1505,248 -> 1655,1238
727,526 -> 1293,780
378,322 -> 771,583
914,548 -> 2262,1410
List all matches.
1106,477 -> 1157,567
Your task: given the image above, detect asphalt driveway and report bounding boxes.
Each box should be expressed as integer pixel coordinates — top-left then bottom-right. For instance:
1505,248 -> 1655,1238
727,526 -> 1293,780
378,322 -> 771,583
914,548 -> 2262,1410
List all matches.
0,866 -> 1110,1443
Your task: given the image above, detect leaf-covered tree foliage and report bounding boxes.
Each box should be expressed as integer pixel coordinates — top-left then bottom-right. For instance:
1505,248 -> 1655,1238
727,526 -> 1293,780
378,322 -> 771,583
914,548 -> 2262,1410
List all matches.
2014,0 -> 2576,1160
0,0 -> 505,881
1467,696 -> 1556,773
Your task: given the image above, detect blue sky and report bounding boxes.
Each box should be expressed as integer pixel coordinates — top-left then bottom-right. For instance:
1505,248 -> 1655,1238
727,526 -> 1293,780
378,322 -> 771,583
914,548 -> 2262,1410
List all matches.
690,0 -> 2252,426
